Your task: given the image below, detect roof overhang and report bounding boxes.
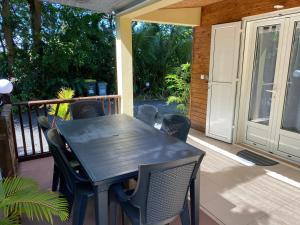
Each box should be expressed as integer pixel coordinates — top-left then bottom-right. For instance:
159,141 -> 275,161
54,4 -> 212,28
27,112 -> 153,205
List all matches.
45,0 -> 157,14
44,0 -> 201,26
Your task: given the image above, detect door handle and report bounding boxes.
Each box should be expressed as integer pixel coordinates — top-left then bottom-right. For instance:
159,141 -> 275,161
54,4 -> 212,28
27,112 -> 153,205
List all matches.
265,90 -> 276,93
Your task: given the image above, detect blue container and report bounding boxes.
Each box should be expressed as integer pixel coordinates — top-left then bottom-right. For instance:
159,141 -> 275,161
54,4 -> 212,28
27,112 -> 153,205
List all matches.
84,80 -> 97,96
98,82 -> 107,96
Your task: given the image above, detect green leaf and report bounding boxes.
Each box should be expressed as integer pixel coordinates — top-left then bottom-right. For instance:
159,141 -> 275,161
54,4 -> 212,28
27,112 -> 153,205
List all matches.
49,87 -> 75,120
0,177 -> 69,224
0,214 -> 20,225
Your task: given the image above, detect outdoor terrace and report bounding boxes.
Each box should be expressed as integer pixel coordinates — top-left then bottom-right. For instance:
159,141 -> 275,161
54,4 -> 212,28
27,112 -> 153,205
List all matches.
18,128 -> 300,225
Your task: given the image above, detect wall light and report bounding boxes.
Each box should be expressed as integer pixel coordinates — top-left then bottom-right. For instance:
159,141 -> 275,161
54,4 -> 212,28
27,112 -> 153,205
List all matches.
0,79 -> 13,94
274,5 -> 285,10
0,79 -> 13,107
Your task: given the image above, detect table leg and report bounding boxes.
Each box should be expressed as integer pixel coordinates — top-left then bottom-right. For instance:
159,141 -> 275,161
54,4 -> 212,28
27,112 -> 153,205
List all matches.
94,186 -> 109,225
190,170 -> 200,225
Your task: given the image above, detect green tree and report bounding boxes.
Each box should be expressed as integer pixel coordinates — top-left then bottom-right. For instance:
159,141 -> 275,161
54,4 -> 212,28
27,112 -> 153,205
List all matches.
0,2 -> 193,102
132,23 -> 192,97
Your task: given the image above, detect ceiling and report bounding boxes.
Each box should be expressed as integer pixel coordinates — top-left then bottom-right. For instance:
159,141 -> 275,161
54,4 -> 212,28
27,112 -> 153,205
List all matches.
165,0 -> 225,9
46,0 -> 148,13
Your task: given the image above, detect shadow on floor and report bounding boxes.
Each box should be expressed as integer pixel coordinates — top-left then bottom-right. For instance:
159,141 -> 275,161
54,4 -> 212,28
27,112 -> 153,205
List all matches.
18,157 -> 218,225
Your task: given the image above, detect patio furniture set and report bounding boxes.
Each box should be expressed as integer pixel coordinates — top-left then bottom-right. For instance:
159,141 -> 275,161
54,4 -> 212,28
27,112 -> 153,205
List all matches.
38,101 -> 205,225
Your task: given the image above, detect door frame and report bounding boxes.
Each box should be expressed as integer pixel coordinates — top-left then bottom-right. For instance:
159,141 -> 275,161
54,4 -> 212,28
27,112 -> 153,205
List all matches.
271,14 -> 300,162
234,8 -> 300,163
237,17 -> 288,151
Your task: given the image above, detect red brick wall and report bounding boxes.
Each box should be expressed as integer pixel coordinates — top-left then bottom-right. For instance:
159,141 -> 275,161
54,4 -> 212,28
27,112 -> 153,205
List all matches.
190,0 -> 300,131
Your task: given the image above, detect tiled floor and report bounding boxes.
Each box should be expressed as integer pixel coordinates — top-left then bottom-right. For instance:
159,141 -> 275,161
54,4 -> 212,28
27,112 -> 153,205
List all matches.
187,129 -> 300,225
18,129 -> 300,225
18,151 -> 217,225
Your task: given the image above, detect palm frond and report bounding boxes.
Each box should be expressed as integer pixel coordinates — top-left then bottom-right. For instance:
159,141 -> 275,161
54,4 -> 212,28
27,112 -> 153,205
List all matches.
0,177 -> 69,224
0,213 -> 20,225
57,88 -> 75,99
2,191 -> 69,224
1,177 -> 38,199
49,87 -> 75,120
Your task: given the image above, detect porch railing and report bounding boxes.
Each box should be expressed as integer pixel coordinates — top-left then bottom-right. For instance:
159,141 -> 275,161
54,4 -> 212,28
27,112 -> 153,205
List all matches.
12,95 -> 121,162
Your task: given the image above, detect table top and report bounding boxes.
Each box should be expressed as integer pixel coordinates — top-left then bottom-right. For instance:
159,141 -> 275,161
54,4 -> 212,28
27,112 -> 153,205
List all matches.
56,114 -> 205,186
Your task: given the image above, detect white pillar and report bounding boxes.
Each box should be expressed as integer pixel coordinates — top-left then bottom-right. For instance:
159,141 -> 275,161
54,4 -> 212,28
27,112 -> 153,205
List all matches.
116,16 -> 134,116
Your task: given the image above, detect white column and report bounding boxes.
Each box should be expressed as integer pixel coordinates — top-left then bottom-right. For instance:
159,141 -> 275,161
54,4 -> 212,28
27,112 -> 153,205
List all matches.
116,16 -> 134,116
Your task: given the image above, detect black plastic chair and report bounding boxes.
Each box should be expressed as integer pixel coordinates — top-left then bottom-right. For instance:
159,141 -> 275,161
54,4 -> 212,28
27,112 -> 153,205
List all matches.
111,156 -> 202,225
38,115 -> 80,192
160,114 -> 191,142
37,116 -> 61,192
70,100 -> 105,120
46,128 -> 94,225
136,104 -> 158,126
37,115 -> 50,132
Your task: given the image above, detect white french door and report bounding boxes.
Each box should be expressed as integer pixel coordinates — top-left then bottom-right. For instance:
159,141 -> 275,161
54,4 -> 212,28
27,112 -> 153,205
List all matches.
273,15 -> 300,161
240,13 -> 300,162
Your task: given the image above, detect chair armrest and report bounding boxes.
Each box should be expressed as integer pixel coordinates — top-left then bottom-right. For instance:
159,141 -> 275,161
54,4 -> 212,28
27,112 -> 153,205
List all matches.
111,183 -> 131,203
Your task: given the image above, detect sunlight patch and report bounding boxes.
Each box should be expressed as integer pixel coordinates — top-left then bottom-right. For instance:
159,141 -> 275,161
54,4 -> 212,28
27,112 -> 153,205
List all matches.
188,134 -> 255,167
265,170 -> 300,189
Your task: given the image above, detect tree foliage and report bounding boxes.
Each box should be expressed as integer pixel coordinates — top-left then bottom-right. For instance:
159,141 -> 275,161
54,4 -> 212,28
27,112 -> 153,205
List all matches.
0,1 -> 192,101
133,23 -> 192,97
165,63 -> 191,114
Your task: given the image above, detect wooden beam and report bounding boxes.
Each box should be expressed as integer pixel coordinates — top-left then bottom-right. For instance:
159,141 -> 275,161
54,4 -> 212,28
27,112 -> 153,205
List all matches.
135,8 -> 201,26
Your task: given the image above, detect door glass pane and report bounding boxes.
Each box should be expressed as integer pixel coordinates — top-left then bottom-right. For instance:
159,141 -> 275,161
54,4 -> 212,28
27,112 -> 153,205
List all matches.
282,22 -> 300,133
248,25 -> 280,125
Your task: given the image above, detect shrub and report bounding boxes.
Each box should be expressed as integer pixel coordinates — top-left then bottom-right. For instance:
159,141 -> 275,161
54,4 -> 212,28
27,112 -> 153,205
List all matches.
49,88 -> 75,120
165,63 -> 191,114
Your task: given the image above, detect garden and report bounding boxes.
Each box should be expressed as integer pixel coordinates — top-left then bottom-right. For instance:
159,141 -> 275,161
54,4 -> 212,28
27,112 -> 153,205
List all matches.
0,0 -> 193,114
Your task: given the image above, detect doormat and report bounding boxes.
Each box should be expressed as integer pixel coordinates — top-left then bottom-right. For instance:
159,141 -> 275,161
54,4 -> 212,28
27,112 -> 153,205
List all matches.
237,150 -> 279,166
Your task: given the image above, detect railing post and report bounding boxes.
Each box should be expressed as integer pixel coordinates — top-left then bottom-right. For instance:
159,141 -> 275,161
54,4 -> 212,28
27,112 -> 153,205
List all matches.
27,105 -> 36,155
35,107 -> 44,153
18,104 -> 27,156
12,95 -> 121,161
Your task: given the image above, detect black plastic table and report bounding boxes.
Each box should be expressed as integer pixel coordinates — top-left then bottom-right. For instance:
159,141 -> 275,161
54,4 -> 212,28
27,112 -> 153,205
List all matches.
56,114 -> 205,225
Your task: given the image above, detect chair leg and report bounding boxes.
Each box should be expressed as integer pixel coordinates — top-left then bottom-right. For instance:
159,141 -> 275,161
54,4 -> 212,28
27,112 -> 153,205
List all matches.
180,199 -> 191,225
72,192 -> 88,225
109,191 -> 117,225
121,210 -> 125,225
58,176 -> 74,209
52,165 -> 60,192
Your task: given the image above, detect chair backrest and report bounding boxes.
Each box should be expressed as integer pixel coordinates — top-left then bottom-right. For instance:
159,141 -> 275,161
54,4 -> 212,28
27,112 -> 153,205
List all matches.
136,104 -> 158,126
70,100 -> 105,120
160,114 -> 191,142
45,128 -> 88,193
37,115 -> 50,134
130,156 -> 203,225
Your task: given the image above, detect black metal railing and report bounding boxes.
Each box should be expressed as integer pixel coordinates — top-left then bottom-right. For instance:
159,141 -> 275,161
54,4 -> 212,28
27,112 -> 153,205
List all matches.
12,95 -> 121,161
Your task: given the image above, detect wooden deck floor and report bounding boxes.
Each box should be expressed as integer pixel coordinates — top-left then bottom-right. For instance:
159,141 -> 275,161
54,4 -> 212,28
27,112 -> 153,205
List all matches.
18,156 -> 218,225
